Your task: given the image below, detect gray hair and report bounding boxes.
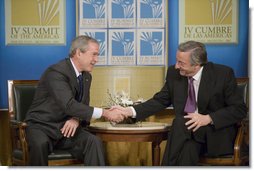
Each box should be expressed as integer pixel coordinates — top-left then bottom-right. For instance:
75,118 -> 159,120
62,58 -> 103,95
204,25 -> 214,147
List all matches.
69,35 -> 99,58
178,41 -> 208,66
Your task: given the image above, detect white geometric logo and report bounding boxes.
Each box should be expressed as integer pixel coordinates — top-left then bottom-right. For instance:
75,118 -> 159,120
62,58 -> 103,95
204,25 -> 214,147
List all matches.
209,0 -> 232,24
36,0 -> 60,25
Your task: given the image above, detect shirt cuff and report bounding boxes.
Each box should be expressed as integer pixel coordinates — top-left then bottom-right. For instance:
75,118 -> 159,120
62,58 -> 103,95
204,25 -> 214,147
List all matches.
130,106 -> 137,118
92,107 -> 103,119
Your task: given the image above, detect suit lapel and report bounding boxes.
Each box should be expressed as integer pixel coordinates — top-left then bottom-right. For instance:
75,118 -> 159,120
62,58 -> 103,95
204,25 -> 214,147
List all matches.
197,64 -> 215,113
174,76 -> 188,115
66,58 -> 79,93
82,73 -> 86,101
82,72 -> 91,104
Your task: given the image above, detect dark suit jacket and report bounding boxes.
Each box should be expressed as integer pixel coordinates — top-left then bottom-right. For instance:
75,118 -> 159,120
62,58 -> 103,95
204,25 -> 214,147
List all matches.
25,58 -> 94,140
133,62 -> 247,156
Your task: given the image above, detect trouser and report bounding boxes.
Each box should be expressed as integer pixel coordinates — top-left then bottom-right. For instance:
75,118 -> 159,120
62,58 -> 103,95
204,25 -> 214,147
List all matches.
26,126 -> 105,166
161,117 -> 204,166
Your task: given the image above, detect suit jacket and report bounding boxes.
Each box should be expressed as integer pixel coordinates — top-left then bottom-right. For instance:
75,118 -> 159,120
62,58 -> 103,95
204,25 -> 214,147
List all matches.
133,62 -> 247,156
25,58 -> 93,140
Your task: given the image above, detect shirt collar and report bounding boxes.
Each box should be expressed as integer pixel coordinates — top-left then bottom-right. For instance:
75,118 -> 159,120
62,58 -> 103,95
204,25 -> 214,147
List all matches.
70,58 -> 81,77
192,66 -> 203,81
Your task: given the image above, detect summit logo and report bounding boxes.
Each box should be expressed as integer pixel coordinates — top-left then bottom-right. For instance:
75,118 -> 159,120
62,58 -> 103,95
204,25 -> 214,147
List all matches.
5,0 -> 65,44
179,0 -> 238,43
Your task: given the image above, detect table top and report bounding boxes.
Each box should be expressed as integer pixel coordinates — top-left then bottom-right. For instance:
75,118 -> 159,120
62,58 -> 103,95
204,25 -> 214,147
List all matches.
89,121 -> 171,131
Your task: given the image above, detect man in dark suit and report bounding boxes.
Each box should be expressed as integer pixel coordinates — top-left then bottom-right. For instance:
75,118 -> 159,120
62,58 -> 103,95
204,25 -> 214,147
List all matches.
25,35 -> 124,166
112,41 -> 247,165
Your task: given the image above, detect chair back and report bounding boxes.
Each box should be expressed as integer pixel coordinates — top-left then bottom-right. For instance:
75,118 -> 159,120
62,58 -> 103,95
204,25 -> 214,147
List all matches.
8,80 -> 38,121
236,78 -> 248,109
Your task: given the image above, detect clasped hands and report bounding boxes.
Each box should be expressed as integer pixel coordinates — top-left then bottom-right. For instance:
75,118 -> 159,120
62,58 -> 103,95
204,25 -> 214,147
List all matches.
102,105 -> 133,123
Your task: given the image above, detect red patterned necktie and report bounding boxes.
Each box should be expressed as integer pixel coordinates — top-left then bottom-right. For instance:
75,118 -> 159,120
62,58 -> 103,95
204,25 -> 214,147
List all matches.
184,77 -> 196,113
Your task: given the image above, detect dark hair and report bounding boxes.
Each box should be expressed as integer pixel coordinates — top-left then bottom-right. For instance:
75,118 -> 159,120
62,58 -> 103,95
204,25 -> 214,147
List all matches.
178,41 -> 208,66
69,35 -> 99,58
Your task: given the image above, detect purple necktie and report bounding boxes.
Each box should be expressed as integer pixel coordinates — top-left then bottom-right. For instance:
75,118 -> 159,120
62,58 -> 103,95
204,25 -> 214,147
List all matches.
184,77 -> 196,113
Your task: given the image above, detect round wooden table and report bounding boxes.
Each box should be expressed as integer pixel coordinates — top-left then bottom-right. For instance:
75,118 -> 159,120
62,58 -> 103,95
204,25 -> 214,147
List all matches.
88,122 -> 170,166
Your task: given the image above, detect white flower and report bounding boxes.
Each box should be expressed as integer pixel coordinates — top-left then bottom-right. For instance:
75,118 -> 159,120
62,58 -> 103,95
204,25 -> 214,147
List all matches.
106,90 -> 144,107
121,97 -> 133,106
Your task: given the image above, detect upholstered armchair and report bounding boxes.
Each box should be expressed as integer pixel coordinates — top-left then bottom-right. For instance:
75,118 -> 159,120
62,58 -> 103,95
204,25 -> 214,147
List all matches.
8,80 -> 83,166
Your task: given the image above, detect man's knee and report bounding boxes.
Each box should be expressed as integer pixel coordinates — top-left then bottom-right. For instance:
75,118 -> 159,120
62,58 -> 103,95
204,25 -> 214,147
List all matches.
29,137 -> 50,150
26,129 -> 50,150
87,134 -> 103,146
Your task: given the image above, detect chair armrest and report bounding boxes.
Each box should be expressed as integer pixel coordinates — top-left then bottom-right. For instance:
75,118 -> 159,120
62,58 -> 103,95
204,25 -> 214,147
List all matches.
10,119 -> 27,128
242,118 -> 249,146
233,119 -> 249,164
10,119 -> 29,164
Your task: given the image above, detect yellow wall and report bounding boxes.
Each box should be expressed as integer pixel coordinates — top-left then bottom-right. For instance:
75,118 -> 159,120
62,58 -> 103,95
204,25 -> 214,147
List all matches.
90,66 -> 166,108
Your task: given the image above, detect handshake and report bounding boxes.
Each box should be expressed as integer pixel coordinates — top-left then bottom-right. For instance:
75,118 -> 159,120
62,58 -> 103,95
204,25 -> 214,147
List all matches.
102,106 -> 134,123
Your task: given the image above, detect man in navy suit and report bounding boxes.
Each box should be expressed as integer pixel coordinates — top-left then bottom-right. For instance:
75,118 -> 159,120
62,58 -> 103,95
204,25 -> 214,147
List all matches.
25,35 -> 124,166
113,41 -> 247,165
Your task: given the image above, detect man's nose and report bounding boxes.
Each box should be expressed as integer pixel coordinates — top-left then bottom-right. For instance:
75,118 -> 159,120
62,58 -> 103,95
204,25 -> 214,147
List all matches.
94,55 -> 99,63
175,63 -> 180,69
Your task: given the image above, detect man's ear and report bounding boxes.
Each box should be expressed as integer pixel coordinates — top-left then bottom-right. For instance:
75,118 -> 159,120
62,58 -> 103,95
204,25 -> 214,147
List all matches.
194,64 -> 201,70
76,49 -> 81,57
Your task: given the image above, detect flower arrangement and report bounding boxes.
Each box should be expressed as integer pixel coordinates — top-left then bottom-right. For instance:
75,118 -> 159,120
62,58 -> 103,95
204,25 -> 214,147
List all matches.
106,89 -> 144,107
105,90 -> 145,125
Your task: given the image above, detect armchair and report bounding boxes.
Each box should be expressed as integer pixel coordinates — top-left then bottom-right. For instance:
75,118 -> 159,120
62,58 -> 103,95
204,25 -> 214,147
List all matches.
8,80 -> 83,166
199,77 -> 249,166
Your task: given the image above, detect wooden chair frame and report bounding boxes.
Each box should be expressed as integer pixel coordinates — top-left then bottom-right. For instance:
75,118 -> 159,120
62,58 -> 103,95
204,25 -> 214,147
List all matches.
8,80 -> 83,166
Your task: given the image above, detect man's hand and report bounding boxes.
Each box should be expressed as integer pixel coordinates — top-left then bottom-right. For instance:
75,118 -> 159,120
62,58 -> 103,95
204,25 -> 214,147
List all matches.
110,105 -> 134,118
102,108 -> 126,123
184,113 -> 212,132
61,118 -> 79,138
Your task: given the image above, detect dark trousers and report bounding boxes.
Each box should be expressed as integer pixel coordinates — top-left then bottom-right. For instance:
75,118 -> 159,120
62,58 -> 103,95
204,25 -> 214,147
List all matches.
26,126 -> 105,166
161,117 -> 205,166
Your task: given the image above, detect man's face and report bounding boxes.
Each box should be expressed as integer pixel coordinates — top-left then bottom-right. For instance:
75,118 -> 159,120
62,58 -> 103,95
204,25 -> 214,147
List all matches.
175,50 -> 199,77
77,42 -> 99,72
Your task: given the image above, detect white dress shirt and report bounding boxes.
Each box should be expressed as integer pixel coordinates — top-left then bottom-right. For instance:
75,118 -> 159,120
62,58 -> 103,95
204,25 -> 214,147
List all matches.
192,66 -> 203,113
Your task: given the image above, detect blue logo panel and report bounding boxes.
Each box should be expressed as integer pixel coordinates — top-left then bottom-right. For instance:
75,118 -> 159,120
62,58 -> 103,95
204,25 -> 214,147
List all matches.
140,0 -> 162,18
112,0 -> 134,18
83,0 -> 105,18
141,31 -> 162,55
112,32 -> 134,56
